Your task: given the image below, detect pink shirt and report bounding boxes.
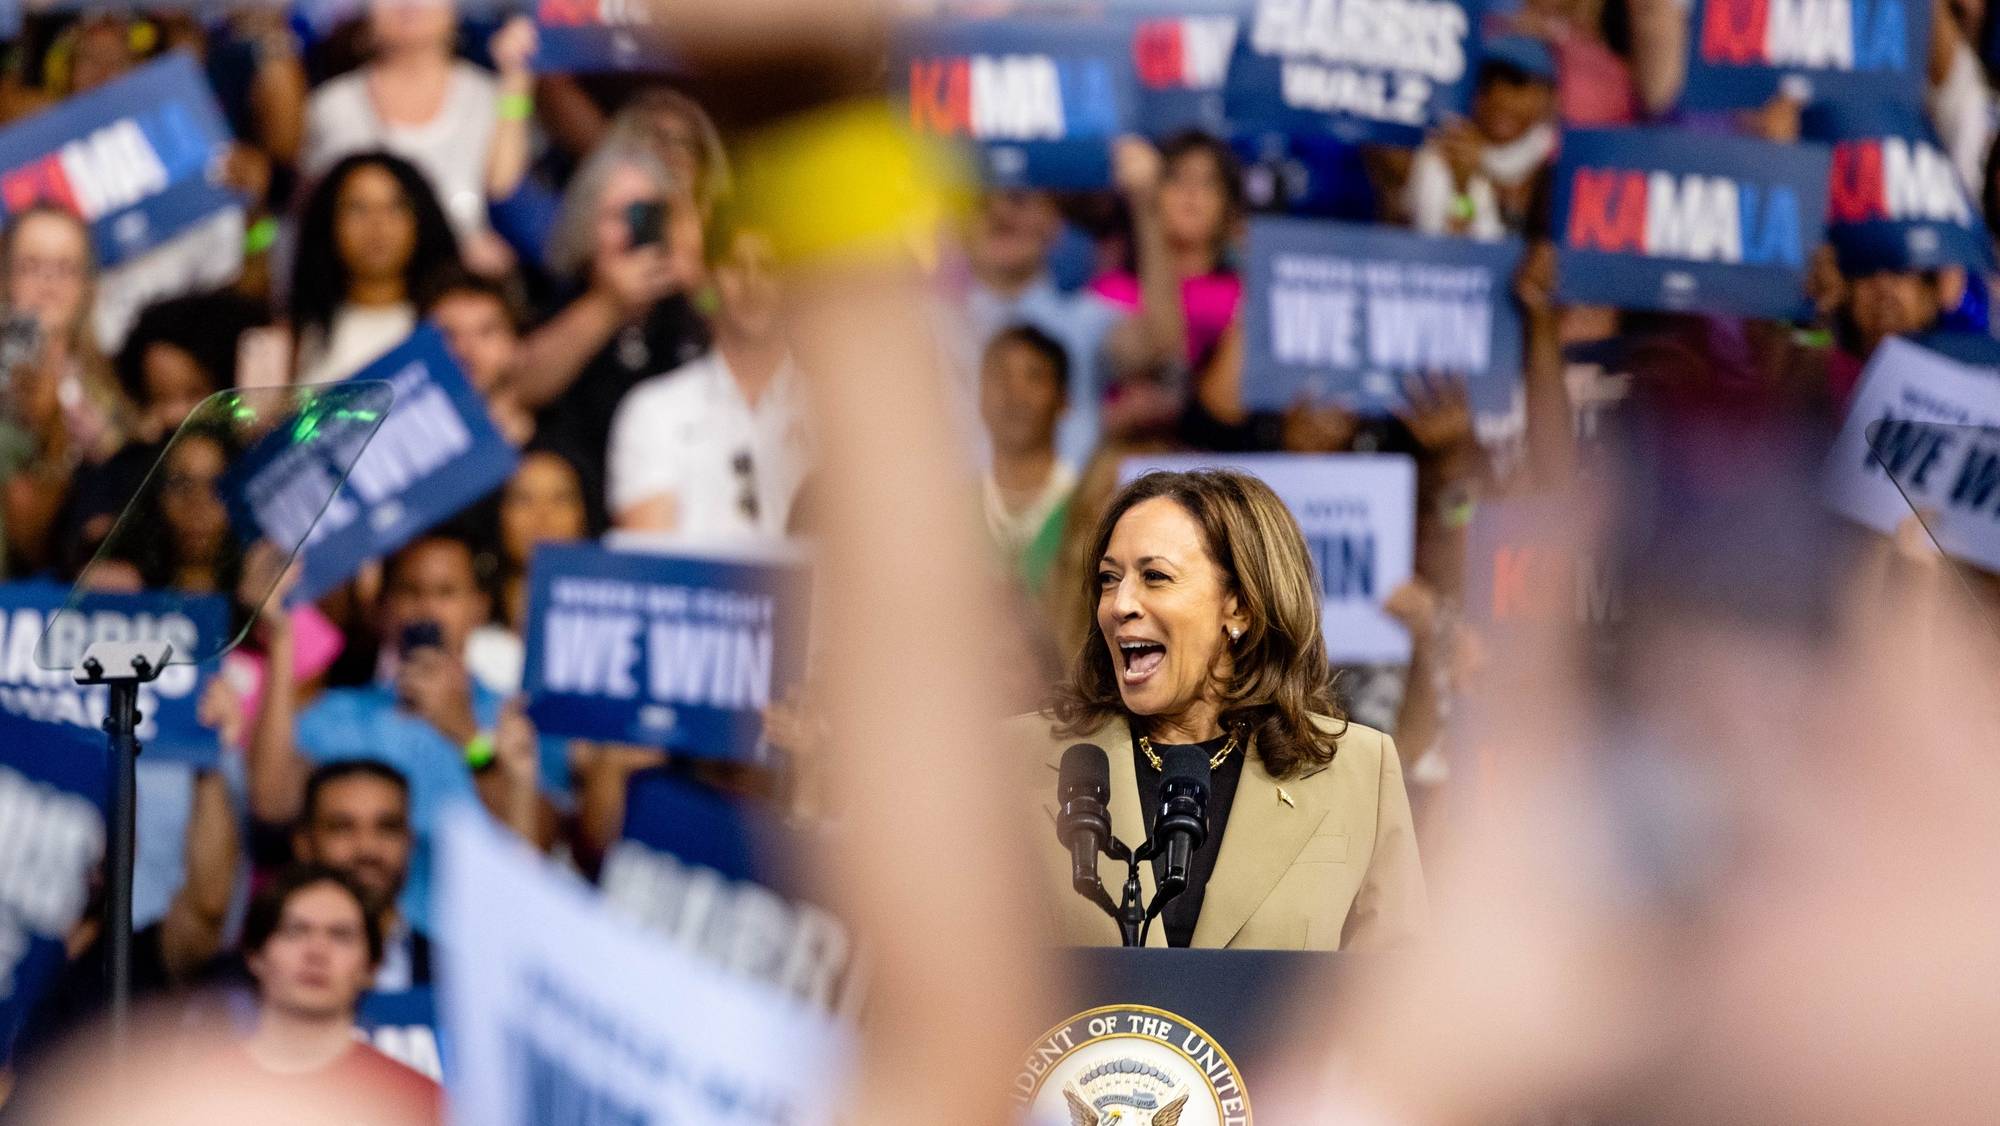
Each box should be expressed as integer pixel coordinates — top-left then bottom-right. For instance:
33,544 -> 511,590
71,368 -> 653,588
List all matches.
1090,271 -> 1243,367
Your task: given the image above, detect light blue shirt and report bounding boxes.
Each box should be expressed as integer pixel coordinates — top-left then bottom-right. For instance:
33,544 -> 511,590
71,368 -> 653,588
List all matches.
963,275 -> 1123,469
296,683 -> 498,933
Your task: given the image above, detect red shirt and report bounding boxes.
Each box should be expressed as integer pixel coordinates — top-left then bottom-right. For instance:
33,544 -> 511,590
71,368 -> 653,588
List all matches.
209,1040 -> 444,1125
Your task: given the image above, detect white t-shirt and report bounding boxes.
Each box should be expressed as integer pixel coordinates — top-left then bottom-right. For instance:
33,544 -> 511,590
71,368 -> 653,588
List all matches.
607,350 -> 812,544
296,303 -> 416,385
303,62 -> 498,240
982,461 -> 1076,560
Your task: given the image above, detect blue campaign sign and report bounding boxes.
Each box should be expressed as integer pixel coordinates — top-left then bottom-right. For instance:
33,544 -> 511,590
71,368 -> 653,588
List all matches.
1240,217 -> 1524,419
223,327 -> 517,602
1131,10 -> 1243,135
0,52 -> 238,269
533,0 -> 680,73
358,986 -> 446,1082
1223,0 -> 1479,146
0,711 -> 106,1064
899,18 -> 1139,189
1119,453 -> 1418,663
521,543 -> 810,762
606,769 -> 858,1015
0,582 -> 228,767
1553,127 -> 1832,318
1682,0 -> 1931,111
1802,102 -> 1996,275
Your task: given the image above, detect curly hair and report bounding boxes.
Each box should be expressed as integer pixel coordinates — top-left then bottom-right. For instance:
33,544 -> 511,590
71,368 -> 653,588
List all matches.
1049,469 -> 1345,779
289,151 -> 461,343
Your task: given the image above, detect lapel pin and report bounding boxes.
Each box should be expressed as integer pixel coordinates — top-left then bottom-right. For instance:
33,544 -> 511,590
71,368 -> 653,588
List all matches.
1277,786 -> 1295,808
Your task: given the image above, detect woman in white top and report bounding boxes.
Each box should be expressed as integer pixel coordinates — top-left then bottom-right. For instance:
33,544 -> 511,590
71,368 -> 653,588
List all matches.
289,152 -> 463,385
303,0 -> 531,260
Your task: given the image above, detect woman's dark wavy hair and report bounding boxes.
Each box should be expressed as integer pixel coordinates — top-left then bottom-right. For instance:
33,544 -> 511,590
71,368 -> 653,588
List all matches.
1050,469 -> 1345,779
132,419 -> 243,595
289,151 -> 461,342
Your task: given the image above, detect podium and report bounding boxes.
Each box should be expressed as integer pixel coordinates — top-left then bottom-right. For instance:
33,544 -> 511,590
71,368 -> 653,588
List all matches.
1015,948 -> 1338,1124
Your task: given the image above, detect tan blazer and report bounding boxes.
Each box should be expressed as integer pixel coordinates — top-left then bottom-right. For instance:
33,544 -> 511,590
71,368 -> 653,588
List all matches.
1012,712 -> 1427,950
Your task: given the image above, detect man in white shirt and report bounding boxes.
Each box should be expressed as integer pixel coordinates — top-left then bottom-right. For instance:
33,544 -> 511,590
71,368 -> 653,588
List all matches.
608,222 -> 809,542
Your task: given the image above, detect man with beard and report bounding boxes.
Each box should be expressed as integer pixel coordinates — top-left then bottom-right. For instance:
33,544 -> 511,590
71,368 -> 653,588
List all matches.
292,761 -> 429,989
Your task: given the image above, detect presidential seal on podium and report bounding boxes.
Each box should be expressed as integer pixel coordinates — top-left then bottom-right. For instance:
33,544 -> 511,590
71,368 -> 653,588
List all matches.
1015,1003 -> 1249,1125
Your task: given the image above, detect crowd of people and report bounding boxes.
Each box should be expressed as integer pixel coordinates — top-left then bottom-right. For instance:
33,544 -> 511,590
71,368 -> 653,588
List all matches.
1,0 -> 1999,1120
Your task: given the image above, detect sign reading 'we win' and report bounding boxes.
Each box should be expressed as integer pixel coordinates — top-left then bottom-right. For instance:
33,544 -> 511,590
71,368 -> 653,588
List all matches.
224,327 -> 517,602
1242,218 -> 1524,421
1824,338 -> 2000,573
522,543 -> 810,762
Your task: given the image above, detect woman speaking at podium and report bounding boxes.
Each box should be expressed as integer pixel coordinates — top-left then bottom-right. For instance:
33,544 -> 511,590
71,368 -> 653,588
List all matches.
1016,469 -> 1426,950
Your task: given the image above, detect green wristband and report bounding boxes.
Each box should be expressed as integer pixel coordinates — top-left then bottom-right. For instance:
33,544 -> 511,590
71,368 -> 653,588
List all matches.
498,92 -> 535,122
464,732 -> 497,770
244,216 -> 279,255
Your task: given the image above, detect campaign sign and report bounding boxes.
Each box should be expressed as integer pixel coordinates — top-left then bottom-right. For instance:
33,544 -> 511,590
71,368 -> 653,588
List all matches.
1223,0 -> 1478,146
359,987 -> 445,1082
604,770 -> 858,1016
1119,454 -> 1417,663
1682,0 -> 1931,111
223,327 -> 516,602
1240,217 -> 1524,419
1132,11 -> 1243,134
900,19 -> 1139,189
0,711 -> 106,1064
521,543 -> 809,761
1801,102 -> 1996,275
1462,498 -> 1624,636
0,52 -> 237,268
438,808 -> 850,1126
0,582 -> 227,767
534,0 -> 679,73
1823,337 -> 2000,572
1553,128 -> 1831,318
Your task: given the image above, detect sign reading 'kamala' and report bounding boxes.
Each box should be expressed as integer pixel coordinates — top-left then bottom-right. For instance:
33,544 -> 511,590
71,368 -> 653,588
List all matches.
1553,128 -> 1832,317
900,19 -> 1138,189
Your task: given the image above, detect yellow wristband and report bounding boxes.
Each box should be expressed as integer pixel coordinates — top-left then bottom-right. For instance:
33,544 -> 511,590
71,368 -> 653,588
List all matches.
735,99 -> 968,269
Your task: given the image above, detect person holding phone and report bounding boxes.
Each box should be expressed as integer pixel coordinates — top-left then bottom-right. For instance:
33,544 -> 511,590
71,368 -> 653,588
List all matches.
245,533 -> 551,933
509,135 -> 709,500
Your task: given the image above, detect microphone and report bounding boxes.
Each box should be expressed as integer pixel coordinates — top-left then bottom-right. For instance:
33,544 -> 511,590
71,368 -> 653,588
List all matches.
1057,744 -> 1114,900
1153,744 -> 1211,904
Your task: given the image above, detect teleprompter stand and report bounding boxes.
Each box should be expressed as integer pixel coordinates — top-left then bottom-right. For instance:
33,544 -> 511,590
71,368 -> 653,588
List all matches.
74,638 -> 172,1050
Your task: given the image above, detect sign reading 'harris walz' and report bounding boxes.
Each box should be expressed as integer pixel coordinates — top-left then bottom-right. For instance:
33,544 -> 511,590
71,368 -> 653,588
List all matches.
1553,127 -> 1832,318
1225,0 -> 1479,145
0,52 -> 236,267
900,19 -> 1139,189
521,543 -> 809,762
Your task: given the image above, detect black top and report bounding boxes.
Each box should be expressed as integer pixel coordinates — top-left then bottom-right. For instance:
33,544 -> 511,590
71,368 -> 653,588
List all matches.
1131,730 -> 1247,948
534,294 -> 710,512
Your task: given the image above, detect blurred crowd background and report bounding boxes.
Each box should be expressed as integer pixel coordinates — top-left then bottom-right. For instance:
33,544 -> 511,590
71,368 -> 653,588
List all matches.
0,0 -> 1999,1121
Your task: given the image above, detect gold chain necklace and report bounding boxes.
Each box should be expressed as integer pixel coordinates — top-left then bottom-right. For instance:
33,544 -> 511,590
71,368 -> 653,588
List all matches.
1139,727 -> 1241,772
